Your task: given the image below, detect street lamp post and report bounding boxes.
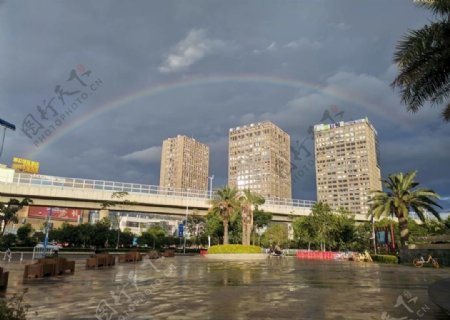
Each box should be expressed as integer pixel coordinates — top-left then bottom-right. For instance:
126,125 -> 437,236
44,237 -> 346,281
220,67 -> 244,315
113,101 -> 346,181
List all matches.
183,204 -> 188,254
208,175 -> 214,199
116,212 -> 121,250
0,118 -> 16,160
183,189 -> 190,254
371,212 -> 377,255
44,207 -> 54,251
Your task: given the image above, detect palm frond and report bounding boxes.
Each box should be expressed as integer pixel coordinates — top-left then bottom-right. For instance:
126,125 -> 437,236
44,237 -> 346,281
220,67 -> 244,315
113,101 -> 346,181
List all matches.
442,102 -> 450,121
392,12 -> 450,119
416,0 -> 450,17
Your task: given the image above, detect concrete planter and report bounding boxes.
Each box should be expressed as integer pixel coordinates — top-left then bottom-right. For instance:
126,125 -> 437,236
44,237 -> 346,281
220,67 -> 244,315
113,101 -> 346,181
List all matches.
205,253 -> 267,260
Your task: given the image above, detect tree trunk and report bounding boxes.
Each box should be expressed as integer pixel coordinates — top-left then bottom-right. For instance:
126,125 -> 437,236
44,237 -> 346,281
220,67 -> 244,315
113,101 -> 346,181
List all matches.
242,223 -> 247,245
398,215 -> 409,248
223,218 -> 229,245
246,211 -> 254,246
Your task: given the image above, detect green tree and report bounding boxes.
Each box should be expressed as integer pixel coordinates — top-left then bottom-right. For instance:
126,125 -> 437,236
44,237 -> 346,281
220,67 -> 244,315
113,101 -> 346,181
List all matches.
261,224 -> 288,248
392,0 -> 450,121
292,215 -> 315,250
239,189 -> 265,245
0,234 -> 16,249
444,215 -> 450,230
252,209 -> 272,245
16,223 -> 34,246
186,211 -> 206,247
331,209 -> 356,251
0,198 -> 33,235
209,186 -> 240,245
369,171 -> 442,248
293,204 -> 358,251
228,210 -> 242,244
120,228 -> 135,247
54,222 -> 78,246
76,223 -> 94,247
310,202 -> 336,251
91,218 -> 112,248
100,192 -> 137,249
139,225 -> 165,249
205,210 -> 223,245
352,222 -> 372,252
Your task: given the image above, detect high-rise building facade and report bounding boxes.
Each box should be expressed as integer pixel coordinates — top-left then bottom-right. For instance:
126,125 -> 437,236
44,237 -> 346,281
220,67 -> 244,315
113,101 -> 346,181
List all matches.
314,118 -> 381,215
159,135 -> 209,191
229,121 -> 292,199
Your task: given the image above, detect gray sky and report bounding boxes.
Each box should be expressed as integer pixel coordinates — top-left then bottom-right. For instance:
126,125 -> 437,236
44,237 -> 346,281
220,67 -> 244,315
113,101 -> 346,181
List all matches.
1,0 -> 449,211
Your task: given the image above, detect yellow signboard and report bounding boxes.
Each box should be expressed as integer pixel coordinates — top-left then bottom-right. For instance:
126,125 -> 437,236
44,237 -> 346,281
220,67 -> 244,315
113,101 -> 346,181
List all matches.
12,157 -> 40,174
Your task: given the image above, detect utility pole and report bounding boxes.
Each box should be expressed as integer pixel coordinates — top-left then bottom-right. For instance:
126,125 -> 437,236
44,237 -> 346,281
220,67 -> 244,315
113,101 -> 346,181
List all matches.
371,213 -> 377,255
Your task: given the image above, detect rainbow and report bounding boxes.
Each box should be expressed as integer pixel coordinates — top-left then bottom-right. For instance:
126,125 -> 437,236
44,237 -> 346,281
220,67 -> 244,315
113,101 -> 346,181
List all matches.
24,73 -> 388,159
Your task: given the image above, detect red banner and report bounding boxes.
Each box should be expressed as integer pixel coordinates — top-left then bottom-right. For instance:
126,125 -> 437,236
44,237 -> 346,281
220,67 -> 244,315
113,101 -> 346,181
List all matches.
28,206 -> 81,222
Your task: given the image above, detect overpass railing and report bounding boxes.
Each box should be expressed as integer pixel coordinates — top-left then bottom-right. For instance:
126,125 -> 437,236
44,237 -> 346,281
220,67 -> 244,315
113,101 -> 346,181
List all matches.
10,173 -> 315,208
13,172 -> 210,199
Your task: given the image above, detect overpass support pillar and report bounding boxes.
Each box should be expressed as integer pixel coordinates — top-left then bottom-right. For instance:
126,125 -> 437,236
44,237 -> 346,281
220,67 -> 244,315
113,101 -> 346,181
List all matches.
99,209 -> 109,220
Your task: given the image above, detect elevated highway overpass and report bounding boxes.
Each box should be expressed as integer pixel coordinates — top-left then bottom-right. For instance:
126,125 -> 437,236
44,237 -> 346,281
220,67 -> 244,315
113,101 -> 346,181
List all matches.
0,170 -> 369,233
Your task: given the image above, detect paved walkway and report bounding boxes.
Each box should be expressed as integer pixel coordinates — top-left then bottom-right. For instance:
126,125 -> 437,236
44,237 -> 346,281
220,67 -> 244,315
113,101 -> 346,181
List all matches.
428,277 -> 450,316
1,256 -> 450,319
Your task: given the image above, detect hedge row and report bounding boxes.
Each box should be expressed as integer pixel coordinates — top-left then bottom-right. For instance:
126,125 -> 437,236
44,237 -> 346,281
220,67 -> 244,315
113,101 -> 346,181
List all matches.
208,244 -> 262,254
3,247 -> 203,254
371,254 -> 399,264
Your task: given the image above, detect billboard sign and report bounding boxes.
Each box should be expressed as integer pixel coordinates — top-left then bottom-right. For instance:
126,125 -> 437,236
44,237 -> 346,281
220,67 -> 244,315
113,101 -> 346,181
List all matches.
12,157 -> 40,174
28,206 -> 82,222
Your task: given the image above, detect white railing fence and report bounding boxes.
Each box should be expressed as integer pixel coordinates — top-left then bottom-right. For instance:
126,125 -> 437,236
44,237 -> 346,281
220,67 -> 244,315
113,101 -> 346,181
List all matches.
11,173 -> 315,208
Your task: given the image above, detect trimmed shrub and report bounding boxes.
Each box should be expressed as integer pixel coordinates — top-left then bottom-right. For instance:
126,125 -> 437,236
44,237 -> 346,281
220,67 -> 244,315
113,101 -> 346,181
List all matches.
371,254 -> 399,264
207,244 -> 262,254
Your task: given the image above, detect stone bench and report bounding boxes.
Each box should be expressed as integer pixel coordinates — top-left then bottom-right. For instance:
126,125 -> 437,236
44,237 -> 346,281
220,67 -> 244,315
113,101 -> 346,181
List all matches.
86,253 -> 116,268
163,249 -> 175,258
147,250 -> 161,259
118,251 -> 143,263
24,257 -> 75,279
52,257 -> 75,275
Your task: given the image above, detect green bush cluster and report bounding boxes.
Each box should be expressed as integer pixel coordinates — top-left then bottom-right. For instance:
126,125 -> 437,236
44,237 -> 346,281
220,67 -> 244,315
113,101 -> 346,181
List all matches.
371,254 -> 399,264
207,244 -> 262,254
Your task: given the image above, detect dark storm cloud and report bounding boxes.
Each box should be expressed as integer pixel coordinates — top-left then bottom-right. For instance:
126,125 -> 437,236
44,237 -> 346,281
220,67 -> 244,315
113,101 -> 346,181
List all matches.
1,1 -> 449,212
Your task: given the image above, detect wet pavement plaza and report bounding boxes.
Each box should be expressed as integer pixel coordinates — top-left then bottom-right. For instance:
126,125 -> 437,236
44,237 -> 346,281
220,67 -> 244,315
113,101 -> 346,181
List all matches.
1,255 -> 449,319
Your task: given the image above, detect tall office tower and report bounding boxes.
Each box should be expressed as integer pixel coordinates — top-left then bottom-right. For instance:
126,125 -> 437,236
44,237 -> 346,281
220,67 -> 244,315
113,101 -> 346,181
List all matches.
229,121 -> 292,199
159,135 -> 209,191
314,117 -> 382,215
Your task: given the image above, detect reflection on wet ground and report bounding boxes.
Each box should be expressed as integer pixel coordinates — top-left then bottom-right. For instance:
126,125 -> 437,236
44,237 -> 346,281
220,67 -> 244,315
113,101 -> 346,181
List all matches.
1,256 -> 449,319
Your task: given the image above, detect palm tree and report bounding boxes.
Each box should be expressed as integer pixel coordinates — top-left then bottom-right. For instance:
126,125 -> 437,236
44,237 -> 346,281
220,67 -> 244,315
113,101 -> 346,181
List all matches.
391,0 -> 450,121
369,171 -> 441,248
239,189 -> 265,245
0,198 -> 33,235
209,186 -> 240,245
